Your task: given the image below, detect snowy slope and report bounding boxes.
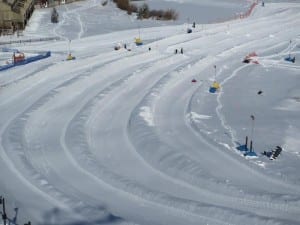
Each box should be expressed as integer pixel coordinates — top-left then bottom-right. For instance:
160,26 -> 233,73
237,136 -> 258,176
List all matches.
0,1 -> 300,225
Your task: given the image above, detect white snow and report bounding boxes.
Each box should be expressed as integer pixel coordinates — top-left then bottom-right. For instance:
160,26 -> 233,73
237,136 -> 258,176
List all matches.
187,112 -> 212,121
139,106 -> 155,126
1,0 -> 300,225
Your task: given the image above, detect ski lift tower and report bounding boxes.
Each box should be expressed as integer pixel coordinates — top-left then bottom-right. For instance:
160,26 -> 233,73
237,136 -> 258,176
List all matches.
285,39 -> 296,63
209,65 -> 220,93
186,17 -> 192,33
66,39 -> 76,60
244,115 -> 258,157
236,115 -> 258,157
135,24 -> 143,46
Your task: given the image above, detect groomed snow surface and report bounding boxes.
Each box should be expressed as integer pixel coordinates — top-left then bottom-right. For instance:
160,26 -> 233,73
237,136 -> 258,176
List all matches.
0,0 -> 300,225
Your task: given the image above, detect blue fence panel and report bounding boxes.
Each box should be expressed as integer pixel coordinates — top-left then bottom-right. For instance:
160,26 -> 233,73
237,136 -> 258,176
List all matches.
0,51 -> 51,71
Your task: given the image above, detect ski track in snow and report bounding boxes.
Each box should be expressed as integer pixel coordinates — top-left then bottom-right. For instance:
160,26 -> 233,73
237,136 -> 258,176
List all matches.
1,1 -> 300,225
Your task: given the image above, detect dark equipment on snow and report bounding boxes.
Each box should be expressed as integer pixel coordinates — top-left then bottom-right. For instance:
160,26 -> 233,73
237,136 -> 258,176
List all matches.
285,40 -> 295,63
284,56 -> 295,63
51,7 -> 59,23
187,28 -> 192,33
257,90 -> 263,95
1,196 -> 7,225
262,146 -> 282,160
243,52 -> 258,64
114,43 -> 121,50
243,58 -> 251,63
191,79 -> 197,83
270,146 -> 282,160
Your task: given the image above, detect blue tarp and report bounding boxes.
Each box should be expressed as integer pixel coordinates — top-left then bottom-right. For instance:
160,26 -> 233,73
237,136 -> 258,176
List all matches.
236,143 -> 258,157
244,151 -> 258,157
236,144 -> 248,152
209,87 -> 217,93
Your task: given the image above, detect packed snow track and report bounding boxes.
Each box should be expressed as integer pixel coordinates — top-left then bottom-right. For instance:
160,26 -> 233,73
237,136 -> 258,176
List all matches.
0,1 -> 300,225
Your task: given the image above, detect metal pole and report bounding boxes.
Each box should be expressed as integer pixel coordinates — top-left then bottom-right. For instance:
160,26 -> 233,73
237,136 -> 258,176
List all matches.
214,65 -> 216,81
68,39 -> 71,54
251,118 -> 254,141
250,115 -> 255,151
289,39 -> 292,58
2,197 -> 7,225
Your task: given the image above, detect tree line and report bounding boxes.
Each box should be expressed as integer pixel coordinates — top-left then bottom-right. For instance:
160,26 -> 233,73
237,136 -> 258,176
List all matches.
112,0 -> 178,20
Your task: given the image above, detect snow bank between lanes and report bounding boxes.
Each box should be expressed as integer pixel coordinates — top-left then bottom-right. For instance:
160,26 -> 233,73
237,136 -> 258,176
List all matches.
139,106 -> 155,126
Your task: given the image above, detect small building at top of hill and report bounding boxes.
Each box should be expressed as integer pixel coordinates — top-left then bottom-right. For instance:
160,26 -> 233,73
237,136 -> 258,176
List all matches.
0,0 -> 35,34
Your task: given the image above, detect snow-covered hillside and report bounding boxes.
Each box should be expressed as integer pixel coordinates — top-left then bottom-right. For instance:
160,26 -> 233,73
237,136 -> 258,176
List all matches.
0,0 -> 300,225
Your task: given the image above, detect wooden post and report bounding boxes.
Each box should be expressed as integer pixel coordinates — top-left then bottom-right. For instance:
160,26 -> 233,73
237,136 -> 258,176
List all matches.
245,136 -> 248,149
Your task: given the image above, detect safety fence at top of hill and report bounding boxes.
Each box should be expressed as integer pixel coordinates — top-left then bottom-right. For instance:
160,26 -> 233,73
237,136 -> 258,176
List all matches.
240,0 -> 259,19
0,36 -> 60,46
212,0 -> 259,23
